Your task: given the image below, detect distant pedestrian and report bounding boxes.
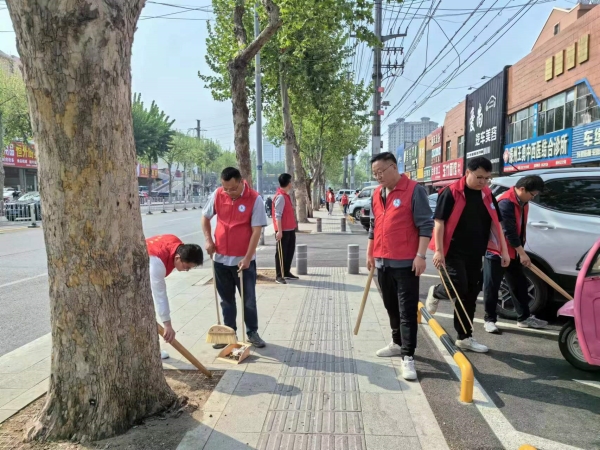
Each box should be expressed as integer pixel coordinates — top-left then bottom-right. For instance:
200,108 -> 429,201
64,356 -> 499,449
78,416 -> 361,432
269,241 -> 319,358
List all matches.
265,196 -> 273,218
483,175 -> 548,333
326,187 -> 335,215
341,192 -> 350,215
273,173 -> 299,284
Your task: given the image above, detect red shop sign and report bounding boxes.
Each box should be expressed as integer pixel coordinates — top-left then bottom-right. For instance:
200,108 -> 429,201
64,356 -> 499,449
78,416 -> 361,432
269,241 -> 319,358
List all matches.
3,142 -> 37,168
432,158 -> 464,181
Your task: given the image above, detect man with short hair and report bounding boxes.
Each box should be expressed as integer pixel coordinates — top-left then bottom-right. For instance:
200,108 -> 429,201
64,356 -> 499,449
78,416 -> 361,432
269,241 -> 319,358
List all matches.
427,156 -> 510,353
147,234 -> 204,358
367,152 -> 433,380
274,173 -> 298,285
483,175 -> 548,333
201,167 -> 268,349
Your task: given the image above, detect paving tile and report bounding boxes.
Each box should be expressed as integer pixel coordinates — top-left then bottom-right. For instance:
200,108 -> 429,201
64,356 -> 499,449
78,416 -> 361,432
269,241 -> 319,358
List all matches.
176,411 -> 222,450
204,432 -> 261,450
214,393 -> 271,433
360,393 -> 416,436
365,435 -> 422,450
257,433 -> 366,450
0,370 -> 48,390
0,389 -> 26,409
0,409 -> 18,424
1,379 -> 48,411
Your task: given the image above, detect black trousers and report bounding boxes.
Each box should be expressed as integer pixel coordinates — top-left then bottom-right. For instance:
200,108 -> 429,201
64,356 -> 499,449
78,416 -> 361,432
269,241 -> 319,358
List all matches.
434,256 -> 482,340
378,266 -> 420,357
483,256 -> 530,323
275,230 -> 296,277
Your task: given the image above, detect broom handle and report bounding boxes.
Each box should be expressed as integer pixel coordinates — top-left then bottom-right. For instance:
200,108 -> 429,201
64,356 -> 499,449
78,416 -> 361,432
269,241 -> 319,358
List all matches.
354,266 -> 375,335
438,267 -> 470,335
530,264 -> 573,301
278,239 -> 285,277
239,269 -> 246,343
212,262 -> 222,325
158,323 -> 212,378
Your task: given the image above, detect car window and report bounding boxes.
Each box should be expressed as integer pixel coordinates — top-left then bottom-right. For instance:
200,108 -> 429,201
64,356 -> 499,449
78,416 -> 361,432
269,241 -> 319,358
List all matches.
587,249 -> 600,277
532,178 -> 600,216
358,189 -> 372,198
491,184 -> 509,197
18,193 -> 35,201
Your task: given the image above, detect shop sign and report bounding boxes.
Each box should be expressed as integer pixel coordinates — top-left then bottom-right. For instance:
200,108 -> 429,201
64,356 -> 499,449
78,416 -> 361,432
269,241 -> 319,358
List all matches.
418,139 -> 425,169
417,168 -> 424,181
503,128 -> 572,173
404,144 -> 418,172
432,158 -> 464,181
2,142 -> 37,168
423,166 -> 432,183
431,147 -> 442,164
137,162 -> 159,178
572,121 -> 600,164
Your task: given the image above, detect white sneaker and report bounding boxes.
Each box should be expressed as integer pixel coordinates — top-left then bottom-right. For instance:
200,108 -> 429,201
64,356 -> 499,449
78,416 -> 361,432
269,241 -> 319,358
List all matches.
425,285 -> 439,314
455,337 -> 489,353
160,350 -> 170,359
376,341 -> 403,357
517,315 -> 548,329
484,321 -> 500,334
400,356 -> 417,381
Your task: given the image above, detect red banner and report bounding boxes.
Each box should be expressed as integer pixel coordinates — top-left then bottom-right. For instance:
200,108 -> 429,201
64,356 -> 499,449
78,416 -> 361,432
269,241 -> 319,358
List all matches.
3,142 -> 37,168
503,157 -> 571,173
137,163 -> 159,179
432,158 -> 464,181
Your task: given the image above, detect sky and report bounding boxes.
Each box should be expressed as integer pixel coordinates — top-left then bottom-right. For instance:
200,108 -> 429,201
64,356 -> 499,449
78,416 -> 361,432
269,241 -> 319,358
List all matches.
0,0 -> 581,154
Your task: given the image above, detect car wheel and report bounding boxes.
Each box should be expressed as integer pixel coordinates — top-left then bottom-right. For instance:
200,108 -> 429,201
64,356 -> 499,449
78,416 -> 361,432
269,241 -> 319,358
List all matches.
353,209 -> 361,220
495,267 -> 547,320
558,320 -> 600,372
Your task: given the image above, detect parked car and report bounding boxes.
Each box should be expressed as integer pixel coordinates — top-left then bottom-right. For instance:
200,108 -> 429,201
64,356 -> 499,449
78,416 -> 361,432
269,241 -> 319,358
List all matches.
428,193 -> 438,215
348,185 -> 377,220
5,191 -> 41,221
3,188 -> 20,203
490,168 -> 600,319
360,207 -> 370,231
336,189 -> 354,202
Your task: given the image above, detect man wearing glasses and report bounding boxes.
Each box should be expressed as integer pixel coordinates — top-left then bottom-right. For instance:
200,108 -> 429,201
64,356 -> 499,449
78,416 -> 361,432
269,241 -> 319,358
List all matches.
427,156 -> 510,353
367,152 -> 433,380
201,167 -> 267,349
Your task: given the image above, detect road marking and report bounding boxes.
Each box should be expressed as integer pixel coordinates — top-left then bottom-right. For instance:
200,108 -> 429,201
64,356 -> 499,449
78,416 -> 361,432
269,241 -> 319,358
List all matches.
0,273 -> 47,289
420,321 -> 585,450
432,311 -> 560,336
179,231 -> 202,238
0,226 -> 29,234
573,380 -> 600,390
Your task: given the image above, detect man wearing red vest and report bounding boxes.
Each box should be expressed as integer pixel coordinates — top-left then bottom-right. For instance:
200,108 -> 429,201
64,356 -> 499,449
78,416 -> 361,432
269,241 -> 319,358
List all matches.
341,193 -> 350,216
147,234 -> 204,358
483,175 -> 548,333
367,152 -> 434,380
273,173 -> 298,285
426,156 -> 510,353
326,188 -> 335,215
201,167 -> 268,349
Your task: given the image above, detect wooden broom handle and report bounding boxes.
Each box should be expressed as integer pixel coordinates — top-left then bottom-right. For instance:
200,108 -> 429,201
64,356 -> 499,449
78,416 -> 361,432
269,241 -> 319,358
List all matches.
354,267 -> 375,335
212,262 -> 222,325
158,324 -> 212,378
530,264 -> 573,301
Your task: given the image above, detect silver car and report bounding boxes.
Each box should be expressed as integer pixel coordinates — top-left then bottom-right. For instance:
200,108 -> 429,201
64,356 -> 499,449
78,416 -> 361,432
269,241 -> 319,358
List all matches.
348,186 -> 376,220
490,168 -> 600,319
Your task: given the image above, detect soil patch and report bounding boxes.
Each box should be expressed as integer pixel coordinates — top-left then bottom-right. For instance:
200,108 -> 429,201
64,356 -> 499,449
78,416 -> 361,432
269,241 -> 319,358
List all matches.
0,370 -> 223,450
206,268 -> 276,284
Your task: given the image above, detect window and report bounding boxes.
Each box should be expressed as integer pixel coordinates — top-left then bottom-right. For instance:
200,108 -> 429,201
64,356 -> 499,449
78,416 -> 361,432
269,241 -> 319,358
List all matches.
532,178 -> 600,216
445,141 -> 452,161
537,89 -> 575,136
457,135 -> 464,158
508,106 -> 535,144
553,23 -> 560,35
588,249 -> 600,277
358,189 -> 372,199
575,83 -> 600,126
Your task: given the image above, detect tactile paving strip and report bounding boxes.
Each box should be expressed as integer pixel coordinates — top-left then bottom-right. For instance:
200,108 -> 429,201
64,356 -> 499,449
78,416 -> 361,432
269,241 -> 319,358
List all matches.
259,267 -> 366,449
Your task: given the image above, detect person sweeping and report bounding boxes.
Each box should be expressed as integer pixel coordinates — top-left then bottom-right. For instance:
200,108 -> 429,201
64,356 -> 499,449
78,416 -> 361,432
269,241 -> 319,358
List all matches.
201,167 -> 268,349
274,173 -> 299,285
147,234 -> 204,359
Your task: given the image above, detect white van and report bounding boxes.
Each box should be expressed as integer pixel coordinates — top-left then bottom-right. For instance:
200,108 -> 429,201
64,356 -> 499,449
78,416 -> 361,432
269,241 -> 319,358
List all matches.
348,185 -> 377,220
336,189 -> 354,202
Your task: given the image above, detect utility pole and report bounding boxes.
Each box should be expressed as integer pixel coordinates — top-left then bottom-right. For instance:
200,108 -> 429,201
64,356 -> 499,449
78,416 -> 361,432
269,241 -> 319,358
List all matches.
350,154 -> 355,190
372,0 -> 406,158
343,156 -> 349,189
254,5 -> 265,246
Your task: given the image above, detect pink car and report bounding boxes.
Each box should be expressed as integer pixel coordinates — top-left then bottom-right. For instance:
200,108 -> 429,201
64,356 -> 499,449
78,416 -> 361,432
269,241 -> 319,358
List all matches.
557,237 -> 600,371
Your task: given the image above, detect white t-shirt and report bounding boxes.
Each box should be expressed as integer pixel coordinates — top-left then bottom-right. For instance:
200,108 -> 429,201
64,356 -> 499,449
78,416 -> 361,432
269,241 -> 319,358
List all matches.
149,256 -> 170,323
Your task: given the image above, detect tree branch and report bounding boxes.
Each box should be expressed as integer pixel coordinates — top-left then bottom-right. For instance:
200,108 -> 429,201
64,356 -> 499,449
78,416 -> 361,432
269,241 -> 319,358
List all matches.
236,0 -> 282,64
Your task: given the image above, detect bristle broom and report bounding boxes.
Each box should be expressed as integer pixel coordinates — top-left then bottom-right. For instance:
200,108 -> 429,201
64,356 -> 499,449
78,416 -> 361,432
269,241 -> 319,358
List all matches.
206,325 -> 237,344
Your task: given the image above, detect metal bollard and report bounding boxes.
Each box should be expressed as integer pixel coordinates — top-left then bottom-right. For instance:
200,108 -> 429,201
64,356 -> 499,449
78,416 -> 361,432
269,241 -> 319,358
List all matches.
316,218 -> 322,232
183,195 -> 188,211
340,217 -> 346,232
192,195 -> 197,210
146,197 -> 153,215
296,244 -> 308,275
161,198 -> 167,214
347,244 -> 359,274
172,196 -> 178,212
28,203 -> 38,228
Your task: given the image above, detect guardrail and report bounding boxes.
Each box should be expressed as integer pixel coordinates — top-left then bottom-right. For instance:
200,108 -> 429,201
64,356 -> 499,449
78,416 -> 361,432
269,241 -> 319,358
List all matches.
141,195 -> 208,215
3,201 -> 41,223
418,301 -> 474,404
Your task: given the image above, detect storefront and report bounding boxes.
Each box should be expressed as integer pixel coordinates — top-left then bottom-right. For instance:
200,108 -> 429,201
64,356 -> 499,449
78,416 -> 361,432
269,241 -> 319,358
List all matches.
572,120 -> 600,166
137,162 -> 160,190
403,143 -> 418,180
416,138 -> 426,183
2,141 -> 38,192
503,128 -> 572,172
424,127 -> 442,193
465,68 -> 509,176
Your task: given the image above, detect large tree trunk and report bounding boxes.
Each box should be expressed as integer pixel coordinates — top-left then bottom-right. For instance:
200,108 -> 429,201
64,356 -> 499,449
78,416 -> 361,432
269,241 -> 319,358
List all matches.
7,0 -> 176,442
0,112 -> 4,215
229,0 -> 281,188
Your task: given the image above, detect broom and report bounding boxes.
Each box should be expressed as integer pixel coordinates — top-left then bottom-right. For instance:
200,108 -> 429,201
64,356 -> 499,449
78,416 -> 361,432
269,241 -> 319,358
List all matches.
206,261 -> 237,345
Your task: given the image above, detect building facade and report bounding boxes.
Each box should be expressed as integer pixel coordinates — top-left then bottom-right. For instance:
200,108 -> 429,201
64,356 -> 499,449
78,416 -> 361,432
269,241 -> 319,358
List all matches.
262,139 -> 285,165
387,117 -> 439,153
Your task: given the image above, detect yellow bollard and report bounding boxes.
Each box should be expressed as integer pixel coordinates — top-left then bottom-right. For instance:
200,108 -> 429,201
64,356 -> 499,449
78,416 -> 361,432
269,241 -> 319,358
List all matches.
453,352 -> 474,403
519,446 -> 537,450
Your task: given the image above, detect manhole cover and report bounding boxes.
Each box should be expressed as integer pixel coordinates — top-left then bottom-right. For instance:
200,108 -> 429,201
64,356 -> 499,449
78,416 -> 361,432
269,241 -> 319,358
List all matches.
206,269 -> 277,284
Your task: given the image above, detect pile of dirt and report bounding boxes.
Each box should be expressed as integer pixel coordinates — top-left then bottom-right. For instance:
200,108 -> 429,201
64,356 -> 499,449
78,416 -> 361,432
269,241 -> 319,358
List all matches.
0,370 -> 223,450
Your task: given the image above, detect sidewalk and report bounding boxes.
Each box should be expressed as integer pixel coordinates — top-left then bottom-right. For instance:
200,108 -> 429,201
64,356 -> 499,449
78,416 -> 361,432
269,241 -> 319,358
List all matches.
0,265 -> 448,450
264,207 -> 351,238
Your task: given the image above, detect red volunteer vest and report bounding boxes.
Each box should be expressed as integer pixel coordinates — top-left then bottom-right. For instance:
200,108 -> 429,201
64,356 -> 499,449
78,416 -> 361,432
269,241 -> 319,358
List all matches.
372,176 -> 420,260
214,181 -> 258,257
272,188 -> 297,232
488,187 -> 528,259
146,234 -> 183,277
327,192 -> 335,202
341,195 -> 349,205
428,176 -> 503,256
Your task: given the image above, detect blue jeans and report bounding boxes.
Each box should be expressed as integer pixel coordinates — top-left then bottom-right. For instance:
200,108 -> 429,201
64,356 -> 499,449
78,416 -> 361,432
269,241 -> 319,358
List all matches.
213,260 -> 259,335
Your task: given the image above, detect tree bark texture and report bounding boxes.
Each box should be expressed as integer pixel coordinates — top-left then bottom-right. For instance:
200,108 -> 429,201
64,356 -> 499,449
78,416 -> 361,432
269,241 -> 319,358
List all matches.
0,112 -> 4,214
7,0 -> 176,442
229,0 -> 281,188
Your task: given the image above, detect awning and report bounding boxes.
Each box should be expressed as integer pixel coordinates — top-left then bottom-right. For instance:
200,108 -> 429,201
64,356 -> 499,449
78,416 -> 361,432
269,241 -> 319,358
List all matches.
432,179 -> 458,187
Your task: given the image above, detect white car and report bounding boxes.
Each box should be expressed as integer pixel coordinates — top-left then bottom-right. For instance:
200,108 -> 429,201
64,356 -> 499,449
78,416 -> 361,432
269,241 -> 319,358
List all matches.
490,168 -> 600,319
348,185 -> 377,220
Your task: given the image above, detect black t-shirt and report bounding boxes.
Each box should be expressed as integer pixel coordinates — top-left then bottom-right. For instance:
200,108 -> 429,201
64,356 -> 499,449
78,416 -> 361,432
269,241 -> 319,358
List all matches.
434,186 -> 502,259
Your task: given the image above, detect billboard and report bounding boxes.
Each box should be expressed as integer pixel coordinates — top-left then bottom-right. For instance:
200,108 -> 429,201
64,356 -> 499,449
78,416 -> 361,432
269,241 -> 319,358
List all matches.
404,144 -> 418,172
503,128 -> 572,172
395,144 -> 405,173
465,68 -> 508,176
3,142 -> 37,168
572,120 -> 600,164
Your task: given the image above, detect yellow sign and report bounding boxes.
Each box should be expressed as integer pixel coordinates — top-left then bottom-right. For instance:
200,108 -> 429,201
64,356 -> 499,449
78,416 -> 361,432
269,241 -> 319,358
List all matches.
418,139 -> 426,169
566,43 -> 576,70
545,57 -> 554,81
579,34 -> 589,63
555,50 -> 564,76
417,168 -> 424,180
